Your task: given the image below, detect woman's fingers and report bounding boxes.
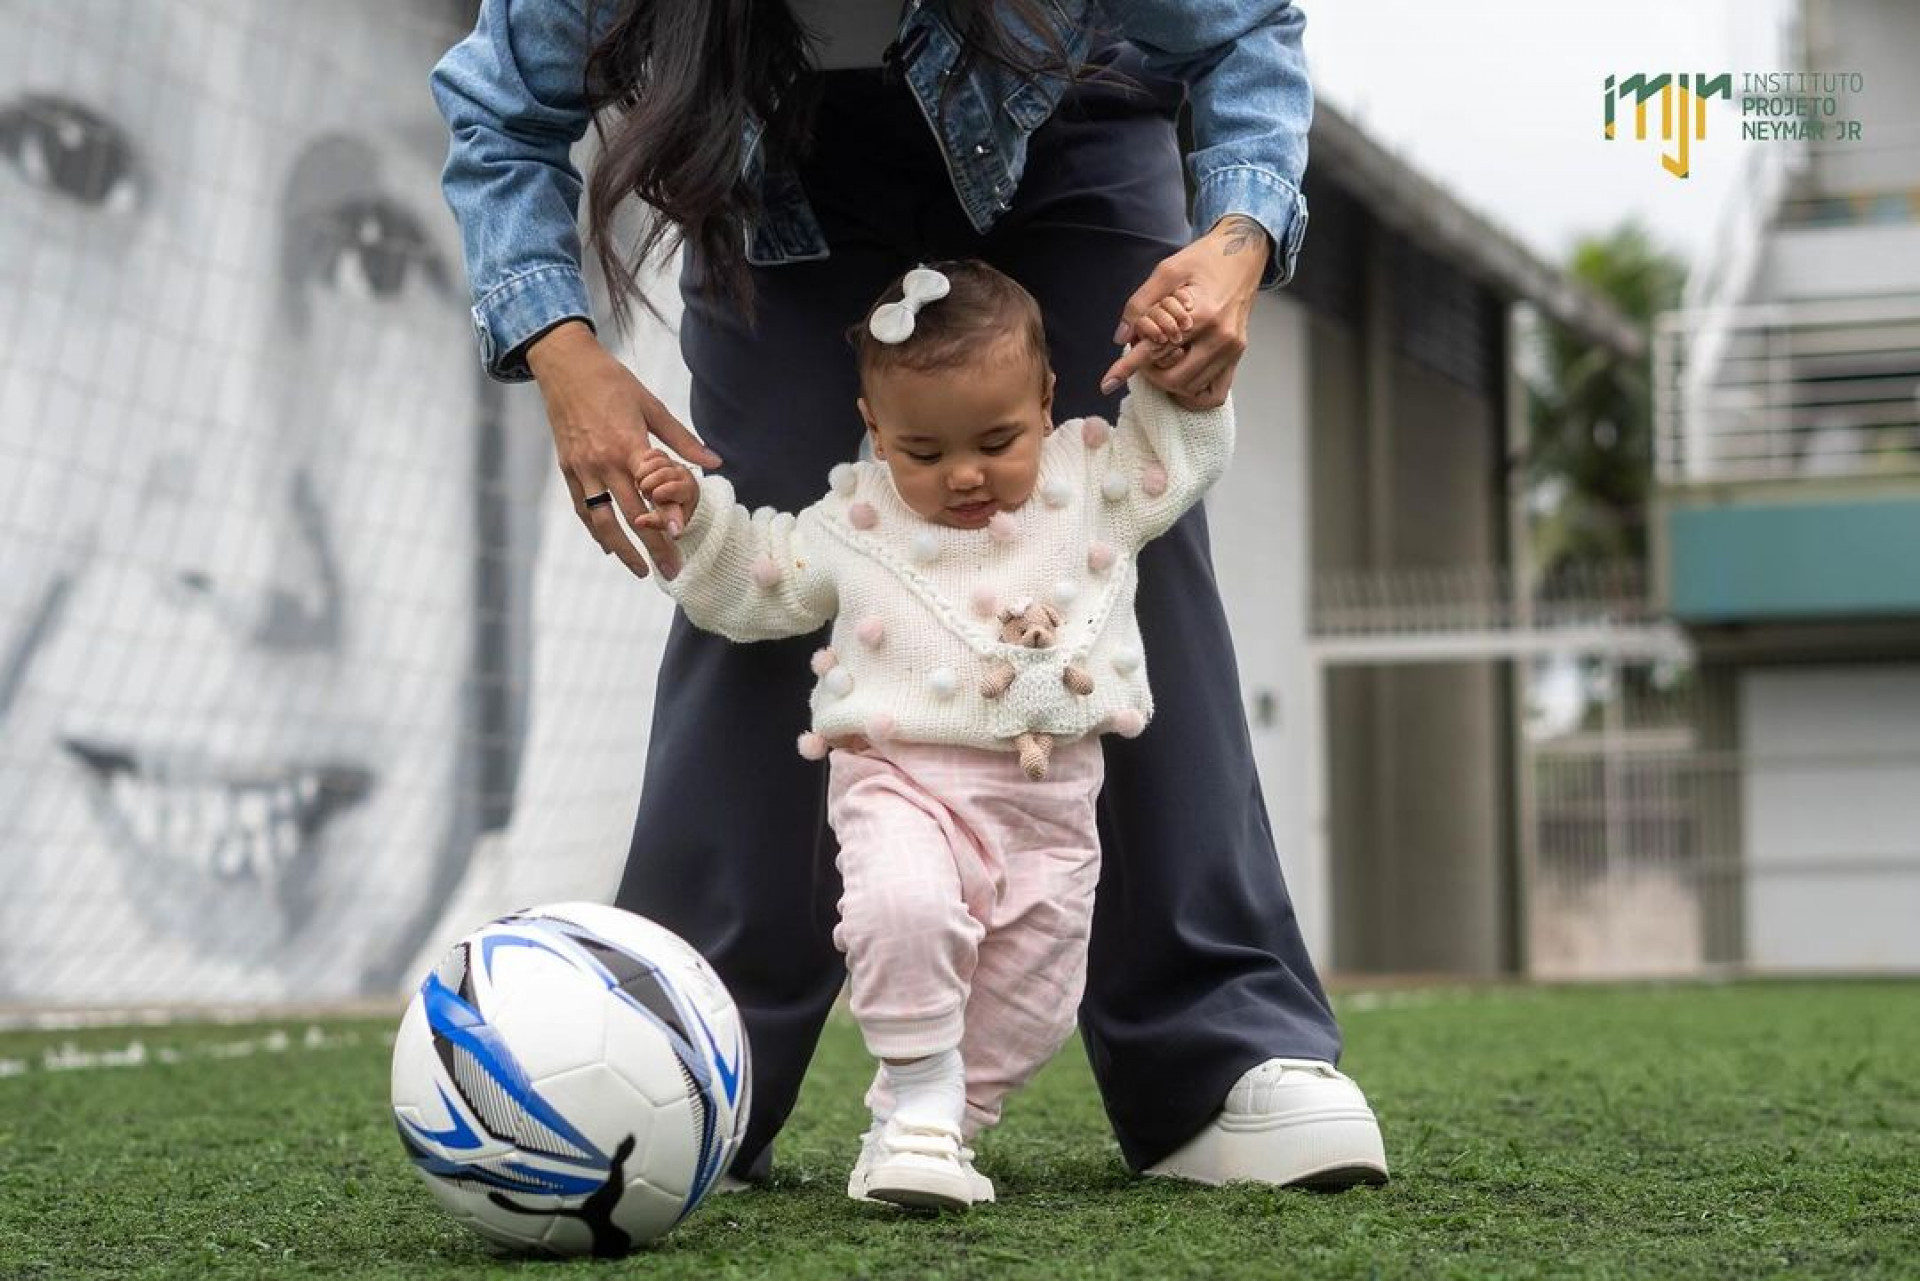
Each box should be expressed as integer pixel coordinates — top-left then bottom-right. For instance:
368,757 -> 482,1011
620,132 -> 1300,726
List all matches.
1137,331 -> 1237,408
568,471 -> 653,579
535,334 -> 719,576
1112,228 -> 1262,399
1163,347 -> 1236,408
1106,279 -> 1219,393
1150,341 -> 1187,369
1100,340 -> 1166,395
638,388 -> 722,470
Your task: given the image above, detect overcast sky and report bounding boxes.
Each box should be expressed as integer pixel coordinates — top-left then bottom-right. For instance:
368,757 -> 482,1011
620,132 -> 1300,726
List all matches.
1302,0 -> 1797,271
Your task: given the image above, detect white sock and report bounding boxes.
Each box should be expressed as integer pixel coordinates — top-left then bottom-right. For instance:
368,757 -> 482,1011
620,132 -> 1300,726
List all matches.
882,1048 -> 965,1132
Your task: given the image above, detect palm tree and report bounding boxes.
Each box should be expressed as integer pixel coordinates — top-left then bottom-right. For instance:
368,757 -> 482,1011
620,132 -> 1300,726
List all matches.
1526,219 -> 1686,584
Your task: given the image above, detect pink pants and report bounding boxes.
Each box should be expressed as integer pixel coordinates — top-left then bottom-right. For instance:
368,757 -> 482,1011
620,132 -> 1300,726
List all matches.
827,737 -> 1105,1138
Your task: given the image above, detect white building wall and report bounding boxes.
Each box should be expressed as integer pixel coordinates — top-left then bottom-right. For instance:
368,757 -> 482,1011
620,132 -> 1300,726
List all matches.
1758,224 -> 1920,300
1804,0 -> 1920,195
1741,664 -> 1920,971
1206,296 -> 1325,961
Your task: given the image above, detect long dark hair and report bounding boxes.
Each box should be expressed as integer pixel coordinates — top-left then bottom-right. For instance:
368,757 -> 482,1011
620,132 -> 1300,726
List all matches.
582,1 -> 1079,331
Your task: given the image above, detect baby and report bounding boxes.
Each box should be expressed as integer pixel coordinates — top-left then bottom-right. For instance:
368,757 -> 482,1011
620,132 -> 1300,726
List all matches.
633,260 -> 1233,1210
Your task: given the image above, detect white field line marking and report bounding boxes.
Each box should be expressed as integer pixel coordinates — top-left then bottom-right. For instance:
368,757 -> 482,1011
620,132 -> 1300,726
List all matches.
1333,986 -> 1555,1013
0,1023 -> 398,1078
0,1000 -> 403,1032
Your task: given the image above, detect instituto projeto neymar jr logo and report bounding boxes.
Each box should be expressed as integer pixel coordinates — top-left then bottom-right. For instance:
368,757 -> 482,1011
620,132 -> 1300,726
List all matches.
1603,73 -> 1732,179
1605,71 -> 1868,179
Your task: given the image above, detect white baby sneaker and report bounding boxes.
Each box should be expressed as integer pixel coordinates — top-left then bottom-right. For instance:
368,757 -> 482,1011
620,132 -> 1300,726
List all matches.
847,1118 -> 995,1210
1145,1058 -> 1388,1189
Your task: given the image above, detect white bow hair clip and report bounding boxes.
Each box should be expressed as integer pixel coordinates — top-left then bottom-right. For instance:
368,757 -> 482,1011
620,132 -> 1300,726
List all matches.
868,266 -> 951,344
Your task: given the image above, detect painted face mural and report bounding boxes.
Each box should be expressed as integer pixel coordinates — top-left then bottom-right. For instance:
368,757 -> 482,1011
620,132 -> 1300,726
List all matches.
0,0 -> 528,1004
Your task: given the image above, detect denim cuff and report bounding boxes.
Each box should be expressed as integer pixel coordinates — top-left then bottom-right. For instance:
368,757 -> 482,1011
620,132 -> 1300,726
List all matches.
1190,165 -> 1310,290
471,264 -> 595,382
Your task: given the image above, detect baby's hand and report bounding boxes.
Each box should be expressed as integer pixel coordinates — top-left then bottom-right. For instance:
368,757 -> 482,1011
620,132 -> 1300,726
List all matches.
1125,285 -> 1195,349
632,449 -> 700,539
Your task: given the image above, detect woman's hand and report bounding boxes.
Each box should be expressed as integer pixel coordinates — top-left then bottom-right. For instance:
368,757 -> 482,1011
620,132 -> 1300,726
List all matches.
526,320 -> 723,579
1099,215 -> 1272,409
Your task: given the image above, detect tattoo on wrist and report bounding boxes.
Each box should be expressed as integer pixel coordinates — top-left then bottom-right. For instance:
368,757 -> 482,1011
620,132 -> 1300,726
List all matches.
1215,215 -> 1269,257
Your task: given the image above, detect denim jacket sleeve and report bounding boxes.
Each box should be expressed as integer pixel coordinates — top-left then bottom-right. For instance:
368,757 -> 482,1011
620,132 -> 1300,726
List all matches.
430,0 -> 614,382
1096,1 -> 1314,289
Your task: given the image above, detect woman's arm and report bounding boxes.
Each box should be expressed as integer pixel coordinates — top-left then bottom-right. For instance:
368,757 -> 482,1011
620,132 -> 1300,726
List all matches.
429,0 -> 612,381
1098,0 -> 1312,291
431,0 -> 721,578
1093,1 -> 1312,409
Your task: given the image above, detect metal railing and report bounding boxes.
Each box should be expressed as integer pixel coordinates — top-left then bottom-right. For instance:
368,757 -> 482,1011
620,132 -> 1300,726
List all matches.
1310,562 -> 1661,639
1530,734 -> 1920,978
1654,293 -> 1920,486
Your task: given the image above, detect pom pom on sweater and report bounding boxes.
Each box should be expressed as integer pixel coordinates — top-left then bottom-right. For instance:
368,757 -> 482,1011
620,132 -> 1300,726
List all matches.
829,463 -> 859,497
1109,708 -> 1146,738
1101,472 -> 1129,502
750,555 -> 781,588
856,616 -> 886,648
663,380 -> 1227,755
1081,415 -> 1112,448
1142,462 -> 1169,498
987,512 -> 1019,544
797,732 -> 829,760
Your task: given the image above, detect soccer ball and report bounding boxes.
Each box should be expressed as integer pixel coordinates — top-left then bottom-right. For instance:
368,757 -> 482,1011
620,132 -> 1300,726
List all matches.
390,902 -> 751,1256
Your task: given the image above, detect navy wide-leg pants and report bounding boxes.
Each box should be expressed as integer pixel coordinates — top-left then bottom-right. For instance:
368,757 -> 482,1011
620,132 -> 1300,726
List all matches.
615,51 -> 1341,1175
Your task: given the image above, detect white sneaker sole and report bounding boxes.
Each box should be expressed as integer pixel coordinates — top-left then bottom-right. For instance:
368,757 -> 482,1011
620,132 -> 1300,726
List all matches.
863,1153 -> 976,1211
849,1160 -> 995,1206
1146,1105 -> 1389,1189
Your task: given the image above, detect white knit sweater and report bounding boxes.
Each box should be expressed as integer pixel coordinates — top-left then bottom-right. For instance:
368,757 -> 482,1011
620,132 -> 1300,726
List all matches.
659,376 -> 1235,755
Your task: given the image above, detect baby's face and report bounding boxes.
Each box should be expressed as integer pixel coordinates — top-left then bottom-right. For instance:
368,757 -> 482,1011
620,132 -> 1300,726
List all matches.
859,339 -> 1054,530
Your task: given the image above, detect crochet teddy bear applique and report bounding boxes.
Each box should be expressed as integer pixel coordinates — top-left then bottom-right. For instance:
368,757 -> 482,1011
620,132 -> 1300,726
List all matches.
980,599 -> 1096,780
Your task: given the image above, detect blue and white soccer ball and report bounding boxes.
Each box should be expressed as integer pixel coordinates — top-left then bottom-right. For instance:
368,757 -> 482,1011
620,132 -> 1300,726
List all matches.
390,902 -> 751,1256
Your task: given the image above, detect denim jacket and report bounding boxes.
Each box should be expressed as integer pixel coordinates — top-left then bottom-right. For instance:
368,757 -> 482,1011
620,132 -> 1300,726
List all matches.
431,0 -> 1313,381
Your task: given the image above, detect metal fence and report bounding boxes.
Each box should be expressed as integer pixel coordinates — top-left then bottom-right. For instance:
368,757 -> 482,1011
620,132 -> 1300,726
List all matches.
1310,569 -> 1920,978
1654,294 -> 1920,486
1527,662 -> 1920,978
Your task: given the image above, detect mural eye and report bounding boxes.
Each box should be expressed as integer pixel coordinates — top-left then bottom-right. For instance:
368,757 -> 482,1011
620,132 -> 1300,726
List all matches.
0,95 -> 141,211
306,198 -> 447,302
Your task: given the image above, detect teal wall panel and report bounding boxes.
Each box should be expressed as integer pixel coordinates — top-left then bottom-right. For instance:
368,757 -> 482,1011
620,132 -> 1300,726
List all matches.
1666,498 -> 1920,621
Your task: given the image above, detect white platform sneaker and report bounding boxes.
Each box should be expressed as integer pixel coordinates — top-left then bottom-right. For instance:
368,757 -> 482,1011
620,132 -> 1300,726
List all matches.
847,1118 -> 996,1210
1145,1058 -> 1389,1189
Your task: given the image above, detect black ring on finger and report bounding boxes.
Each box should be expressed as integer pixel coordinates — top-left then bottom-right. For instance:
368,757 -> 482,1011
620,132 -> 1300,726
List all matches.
584,491 -> 615,510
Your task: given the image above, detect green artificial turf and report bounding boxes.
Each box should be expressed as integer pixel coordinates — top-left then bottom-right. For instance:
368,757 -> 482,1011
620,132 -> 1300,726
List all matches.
1,982 -> 1915,1280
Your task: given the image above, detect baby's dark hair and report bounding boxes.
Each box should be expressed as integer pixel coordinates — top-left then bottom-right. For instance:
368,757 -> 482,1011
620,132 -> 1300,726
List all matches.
848,260 -> 1050,392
